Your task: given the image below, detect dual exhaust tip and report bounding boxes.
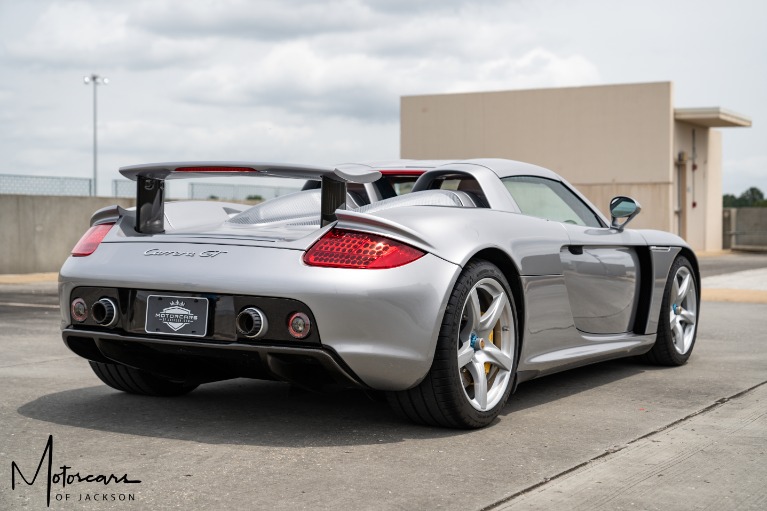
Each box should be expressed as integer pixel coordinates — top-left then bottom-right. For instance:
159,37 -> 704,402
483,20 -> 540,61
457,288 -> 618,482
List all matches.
235,307 -> 268,339
92,298 -> 118,327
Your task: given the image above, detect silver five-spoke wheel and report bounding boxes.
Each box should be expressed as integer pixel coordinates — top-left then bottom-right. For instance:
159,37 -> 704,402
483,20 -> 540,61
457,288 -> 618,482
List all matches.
643,255 -> 699,366
387,260 -> 518,428
669,265 -> 697,355
457,278 -> 515,411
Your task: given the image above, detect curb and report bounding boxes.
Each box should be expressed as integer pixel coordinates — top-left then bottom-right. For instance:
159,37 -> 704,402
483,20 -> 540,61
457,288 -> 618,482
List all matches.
0,273 -> 58,285
702,288 -> 767,303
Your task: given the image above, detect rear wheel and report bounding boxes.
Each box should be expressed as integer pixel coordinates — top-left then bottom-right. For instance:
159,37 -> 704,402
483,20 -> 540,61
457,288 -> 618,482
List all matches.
388,261 -> 517,428
642,256 -> 699,366
89,361 -> 198,396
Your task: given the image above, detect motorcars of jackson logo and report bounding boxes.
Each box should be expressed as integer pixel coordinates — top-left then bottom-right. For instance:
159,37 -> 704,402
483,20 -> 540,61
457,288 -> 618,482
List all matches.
155,299 -> 197,331
10,435 -> 140,506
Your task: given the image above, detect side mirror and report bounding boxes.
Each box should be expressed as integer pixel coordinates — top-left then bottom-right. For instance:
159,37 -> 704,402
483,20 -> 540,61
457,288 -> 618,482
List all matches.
609,196 -> 641,232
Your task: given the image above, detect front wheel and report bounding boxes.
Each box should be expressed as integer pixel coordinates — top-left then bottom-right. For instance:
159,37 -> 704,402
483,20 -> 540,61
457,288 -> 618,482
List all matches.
642,256 -> 699,366
388,261 -> 518,428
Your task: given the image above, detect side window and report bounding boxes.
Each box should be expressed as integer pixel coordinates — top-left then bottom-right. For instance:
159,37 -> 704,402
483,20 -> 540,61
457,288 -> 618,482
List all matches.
387,177 -> 419,195
502,176 -> 603,227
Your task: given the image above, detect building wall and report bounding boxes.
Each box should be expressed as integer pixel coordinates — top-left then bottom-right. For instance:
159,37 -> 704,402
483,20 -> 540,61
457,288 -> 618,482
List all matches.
0,195 -> 135,274
706,130 -> 723,251
672,123 -> 723,251
674,122 -> 705,248
401,82 -> 676,231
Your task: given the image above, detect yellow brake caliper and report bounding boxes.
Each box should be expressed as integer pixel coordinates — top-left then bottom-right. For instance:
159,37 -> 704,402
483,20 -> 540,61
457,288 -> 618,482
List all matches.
485,329 -> 494,374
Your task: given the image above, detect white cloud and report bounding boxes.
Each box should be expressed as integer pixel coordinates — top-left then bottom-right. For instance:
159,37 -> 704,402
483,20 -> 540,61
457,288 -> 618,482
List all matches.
173,37 -> 600,122
0,0 -> 764,198
6,1 -> 209,70
5,1 -> 602,124
445,48 -> 601,93
101,118 -> 314,158
133,0 -> 383,41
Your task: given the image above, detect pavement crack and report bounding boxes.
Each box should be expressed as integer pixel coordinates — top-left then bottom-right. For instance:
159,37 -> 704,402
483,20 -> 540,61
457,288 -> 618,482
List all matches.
627,379 -> 767,445
480,379 -> 767,511
0,355 -> 77,369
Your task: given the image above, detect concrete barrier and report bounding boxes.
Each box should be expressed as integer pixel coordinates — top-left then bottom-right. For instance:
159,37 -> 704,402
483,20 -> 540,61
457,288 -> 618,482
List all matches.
723,207 -> 767,252
0,195 -> 135,274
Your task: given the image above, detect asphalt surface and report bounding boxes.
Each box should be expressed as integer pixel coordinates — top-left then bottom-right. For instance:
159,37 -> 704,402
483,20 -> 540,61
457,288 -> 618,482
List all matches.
697,251 -> 767,277
0,253 -> 765,510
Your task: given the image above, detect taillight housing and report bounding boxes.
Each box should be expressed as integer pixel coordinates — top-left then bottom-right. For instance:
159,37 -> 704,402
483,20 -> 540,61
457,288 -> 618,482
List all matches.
71,223 -> 114,257
303,228 -> 425,269
287,312 -> 311,339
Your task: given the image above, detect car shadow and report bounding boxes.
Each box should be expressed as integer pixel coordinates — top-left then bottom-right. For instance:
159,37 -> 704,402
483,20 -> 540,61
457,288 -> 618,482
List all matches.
18,358 -> 654,447
503,358 -> 652,416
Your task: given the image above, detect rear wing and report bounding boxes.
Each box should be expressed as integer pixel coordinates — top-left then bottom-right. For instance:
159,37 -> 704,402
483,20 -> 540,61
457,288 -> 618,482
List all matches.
119,161 -> 381,234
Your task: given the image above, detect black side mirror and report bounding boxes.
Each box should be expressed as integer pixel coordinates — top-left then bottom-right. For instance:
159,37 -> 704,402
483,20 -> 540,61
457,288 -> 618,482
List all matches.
609,196 -> 641,232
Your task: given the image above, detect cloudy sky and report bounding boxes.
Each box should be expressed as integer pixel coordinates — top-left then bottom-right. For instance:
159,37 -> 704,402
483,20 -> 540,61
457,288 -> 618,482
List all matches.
0,0 -> 764,196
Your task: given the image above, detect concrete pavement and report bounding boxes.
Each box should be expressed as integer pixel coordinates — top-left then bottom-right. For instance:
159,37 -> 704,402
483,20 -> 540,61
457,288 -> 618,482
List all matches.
492,382 -> 767,510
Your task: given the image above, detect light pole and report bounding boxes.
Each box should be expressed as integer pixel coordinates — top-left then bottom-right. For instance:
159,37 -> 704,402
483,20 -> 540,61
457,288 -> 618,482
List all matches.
83,74 -> 108,196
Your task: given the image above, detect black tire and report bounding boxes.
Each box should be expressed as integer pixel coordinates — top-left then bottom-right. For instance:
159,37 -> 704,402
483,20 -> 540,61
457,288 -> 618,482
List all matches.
641,256 -> 699,366
388,261 -> 518,429
89,361 -> 199,396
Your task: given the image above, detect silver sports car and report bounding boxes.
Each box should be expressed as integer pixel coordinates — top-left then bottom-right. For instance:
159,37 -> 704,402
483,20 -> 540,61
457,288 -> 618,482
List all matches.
59,159 -> 700,429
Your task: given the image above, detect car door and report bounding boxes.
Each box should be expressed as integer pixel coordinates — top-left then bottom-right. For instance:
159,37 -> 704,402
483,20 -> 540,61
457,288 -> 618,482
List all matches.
502,176 -> 645,335
558,223 -> 645,334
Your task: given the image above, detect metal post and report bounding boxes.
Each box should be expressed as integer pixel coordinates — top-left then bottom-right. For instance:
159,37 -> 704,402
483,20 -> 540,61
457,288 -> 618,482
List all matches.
93,77 -> 97,196
83,74 -> 107,196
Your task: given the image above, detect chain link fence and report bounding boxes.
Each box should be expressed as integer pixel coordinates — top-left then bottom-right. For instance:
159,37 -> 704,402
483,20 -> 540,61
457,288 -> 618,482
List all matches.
0,174 -> 92,196
114,179 -> 301,201
112,179 -> 134,198
112,180 -> 195,200
2,173 -> 302,201
189,182 -> 301,201
114,179 -> 180,198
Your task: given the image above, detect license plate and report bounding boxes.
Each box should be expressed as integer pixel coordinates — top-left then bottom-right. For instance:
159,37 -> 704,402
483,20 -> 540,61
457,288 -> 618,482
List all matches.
145,295 -> 208,337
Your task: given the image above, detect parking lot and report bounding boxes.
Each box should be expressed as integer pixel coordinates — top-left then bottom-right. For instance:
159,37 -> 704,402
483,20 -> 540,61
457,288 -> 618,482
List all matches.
1,253 -> 766,510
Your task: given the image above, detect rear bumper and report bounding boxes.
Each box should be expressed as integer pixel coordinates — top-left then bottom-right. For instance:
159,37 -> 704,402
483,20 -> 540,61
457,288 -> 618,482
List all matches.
60,243 -> 461,390
62,329 -> 366,388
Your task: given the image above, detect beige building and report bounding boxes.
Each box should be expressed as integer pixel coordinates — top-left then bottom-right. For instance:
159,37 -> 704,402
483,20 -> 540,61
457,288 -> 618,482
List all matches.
401,82 -> 751,251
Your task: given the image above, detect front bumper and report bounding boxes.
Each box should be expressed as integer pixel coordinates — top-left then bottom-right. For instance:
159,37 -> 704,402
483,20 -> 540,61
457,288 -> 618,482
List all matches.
60,242 -> 461,390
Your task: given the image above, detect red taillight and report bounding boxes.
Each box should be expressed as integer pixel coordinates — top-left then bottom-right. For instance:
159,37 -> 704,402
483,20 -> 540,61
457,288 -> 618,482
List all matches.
379,170 -> 425,176
304,228 -> 425,269
287,312 -> 311,339
71,223 -> 114,257
175,166 -> 256,173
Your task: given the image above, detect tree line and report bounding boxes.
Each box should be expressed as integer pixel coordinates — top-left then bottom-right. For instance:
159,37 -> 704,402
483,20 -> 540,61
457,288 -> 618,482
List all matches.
723,187 -> 767,207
